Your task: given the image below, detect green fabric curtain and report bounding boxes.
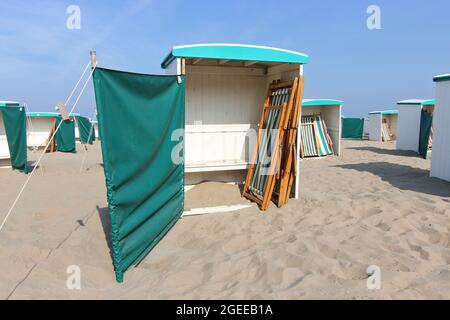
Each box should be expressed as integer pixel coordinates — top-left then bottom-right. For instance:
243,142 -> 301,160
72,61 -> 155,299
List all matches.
342,118 -> 364,139
0,106 -> 28,173
419,110 -> 433,159
93,68 -> 185,283
56,117 -> 76,153
77,116 -> 95,144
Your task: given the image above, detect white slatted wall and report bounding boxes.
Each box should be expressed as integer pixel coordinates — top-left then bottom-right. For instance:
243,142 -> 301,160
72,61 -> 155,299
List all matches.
369,114 -> 382,141
27,117 -> 54,148
0,112 -> 10,160
431,80 -> 450,181
185,65 -> 267,171
396,106 -> 421,152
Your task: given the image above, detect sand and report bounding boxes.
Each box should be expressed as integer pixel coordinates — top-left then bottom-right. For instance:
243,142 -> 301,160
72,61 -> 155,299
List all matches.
1,140 -> 450,299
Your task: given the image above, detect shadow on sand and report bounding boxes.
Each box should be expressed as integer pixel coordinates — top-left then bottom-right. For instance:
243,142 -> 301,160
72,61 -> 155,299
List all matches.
348,146 -> 421,158
26,161 -> 40,171
334,162 -> 450,197
96,206 -> 114,262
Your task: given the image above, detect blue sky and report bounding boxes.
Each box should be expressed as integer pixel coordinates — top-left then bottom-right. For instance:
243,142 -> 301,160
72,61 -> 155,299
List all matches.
1,0 -> 449,117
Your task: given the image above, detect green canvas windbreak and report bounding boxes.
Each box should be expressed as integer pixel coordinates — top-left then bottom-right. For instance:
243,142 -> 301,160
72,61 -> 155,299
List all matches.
419,110 -> 433,159
0,106 -> 28,173
93,68 -> 185,283
56,117 -> 76,153
342,118 -> 364,139
77,116 -> 95,144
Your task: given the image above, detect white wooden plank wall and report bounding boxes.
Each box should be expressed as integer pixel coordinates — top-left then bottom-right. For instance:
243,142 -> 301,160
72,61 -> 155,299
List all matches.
0,112 -> 10,159
369,114 -> 382,141
396,106 -> 421,152
431,80 -> 450,181
185,66 -> 266,169
27,118 -> 54,148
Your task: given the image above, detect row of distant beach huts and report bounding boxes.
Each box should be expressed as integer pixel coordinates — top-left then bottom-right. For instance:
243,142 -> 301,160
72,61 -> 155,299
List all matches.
343,98 -> 435,157
367,98 -> 435,152
341,74 -> 450,182
0,102 -> 98,169
1,44 -> 450,187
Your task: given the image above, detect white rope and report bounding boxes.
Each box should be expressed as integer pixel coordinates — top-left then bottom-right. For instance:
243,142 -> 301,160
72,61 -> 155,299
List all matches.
27,62 -> 91,154
0,62 -> 97,233
64,61 -> 91,109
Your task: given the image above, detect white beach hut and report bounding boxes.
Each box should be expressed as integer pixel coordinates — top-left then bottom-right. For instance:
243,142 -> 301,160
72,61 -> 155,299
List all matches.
363,117 -> 370,138
396,99 -> 435,153
368,110 -> 398,142
27,112 -> 81,148
162,43 -> 308,198
0,101 -> 20,167
301,99 -> 343,156
430,74 -> 450,181
26,112 -> 59,149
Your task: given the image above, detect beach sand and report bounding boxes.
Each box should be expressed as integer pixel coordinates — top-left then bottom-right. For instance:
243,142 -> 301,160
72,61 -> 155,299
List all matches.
1,140 -> 450,299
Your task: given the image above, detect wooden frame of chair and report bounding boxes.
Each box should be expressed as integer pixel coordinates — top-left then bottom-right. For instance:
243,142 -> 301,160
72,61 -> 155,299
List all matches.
243,78 -> 301,210
274,76 -> 304,207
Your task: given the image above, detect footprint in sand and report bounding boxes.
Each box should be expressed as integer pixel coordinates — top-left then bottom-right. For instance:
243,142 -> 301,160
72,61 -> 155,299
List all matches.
407,242 -> 430,260
365,207 -> 383,218
286,233 -> 297,243
376,222 -> 391,232
33,210 -> 58,221
421,227 -> 442,245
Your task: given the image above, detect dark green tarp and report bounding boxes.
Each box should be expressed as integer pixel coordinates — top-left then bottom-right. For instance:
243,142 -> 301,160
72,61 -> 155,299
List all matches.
93,68 -> 185,282
419,110 -> 433,159
342,118 -> 364,139
56,117 -> 76,153
77,116 -> 96,144
0,106 -> 28,173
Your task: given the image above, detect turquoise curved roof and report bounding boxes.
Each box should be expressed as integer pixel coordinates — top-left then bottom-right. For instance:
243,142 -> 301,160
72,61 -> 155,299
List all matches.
162,43 -> 309,69
302,99 -> 344,107
422,99 -> 435,106
0,101 -> 20,107
434,74 -> 450,82
369,110 -> 398,115
27,112 -> 59,117
27,112 -> 81,117
397,99 -> 435,106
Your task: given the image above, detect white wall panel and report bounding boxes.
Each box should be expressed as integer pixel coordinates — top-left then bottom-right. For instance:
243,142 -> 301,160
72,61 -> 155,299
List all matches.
363,118 -> 370,136
27,117 -> 55,148
396,106 -> 421,152
431,80 -> 450,181
369,114 -> 382,141
185,66 -> 266,171
0,112 -> 10,160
